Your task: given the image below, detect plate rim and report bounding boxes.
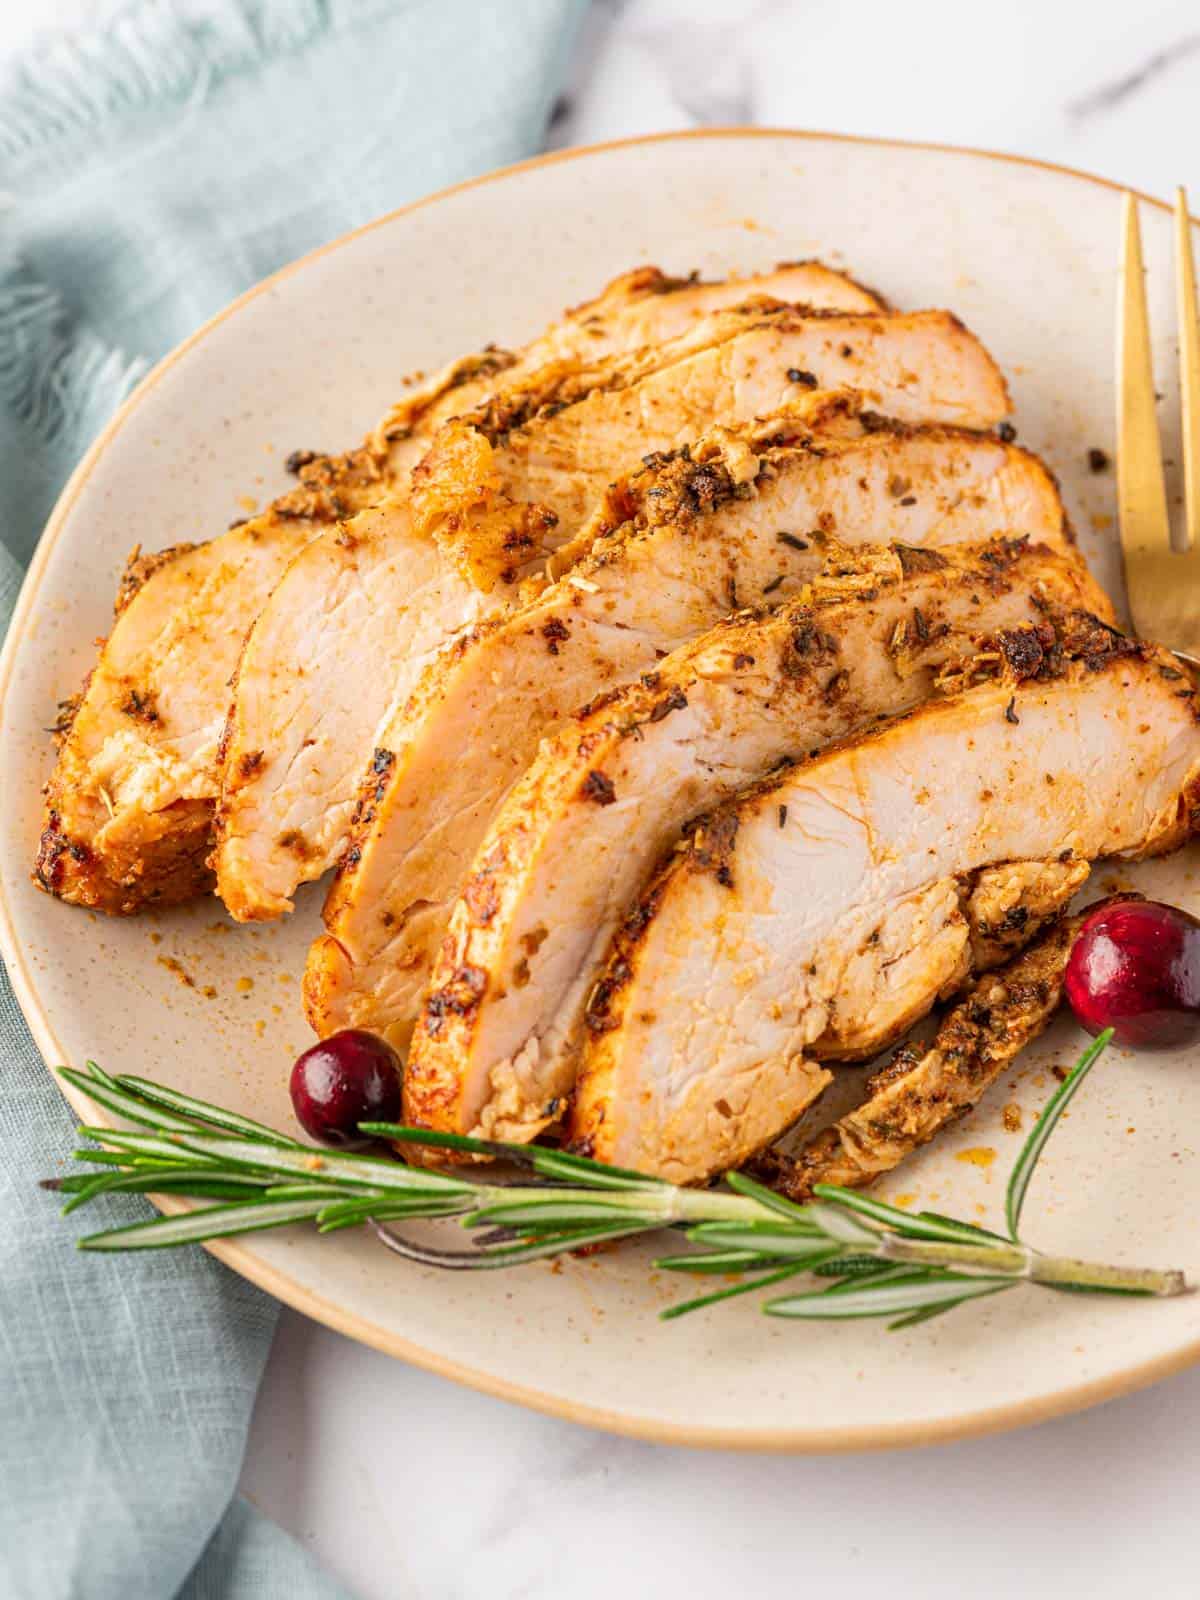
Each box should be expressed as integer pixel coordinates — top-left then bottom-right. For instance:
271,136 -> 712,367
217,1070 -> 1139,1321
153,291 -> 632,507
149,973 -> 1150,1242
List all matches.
2,125 -> 1194,1452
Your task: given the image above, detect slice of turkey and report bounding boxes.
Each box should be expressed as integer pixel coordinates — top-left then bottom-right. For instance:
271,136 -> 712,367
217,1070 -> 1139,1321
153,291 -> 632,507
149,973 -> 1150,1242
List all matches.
750,907 -> 1097,1199
306,402 -> 1082,1049
215,305 -> 1008,921
409,304 -> 1008,591
36,263 -> 873,914
562,642 -> 1200,1183
399,554 -> 1111,1148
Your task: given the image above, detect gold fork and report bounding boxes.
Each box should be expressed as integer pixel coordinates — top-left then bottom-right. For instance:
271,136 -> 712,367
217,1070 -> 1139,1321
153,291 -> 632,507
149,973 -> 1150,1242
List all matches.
1118,187 -> 1200,666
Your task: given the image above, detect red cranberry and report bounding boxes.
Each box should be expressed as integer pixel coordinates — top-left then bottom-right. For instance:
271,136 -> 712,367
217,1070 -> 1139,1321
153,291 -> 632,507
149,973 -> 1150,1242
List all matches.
1065,900 -> 1200,1051
289,1030 -> 402,1146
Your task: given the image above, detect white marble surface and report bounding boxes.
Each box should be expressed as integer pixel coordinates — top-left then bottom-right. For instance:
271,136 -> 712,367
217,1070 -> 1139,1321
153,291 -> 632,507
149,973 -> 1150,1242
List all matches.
9,2 -> 1200,1595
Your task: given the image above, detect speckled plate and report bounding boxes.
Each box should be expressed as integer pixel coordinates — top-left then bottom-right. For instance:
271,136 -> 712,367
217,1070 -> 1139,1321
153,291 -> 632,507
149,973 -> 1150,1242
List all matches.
3,130 -> 1200,1450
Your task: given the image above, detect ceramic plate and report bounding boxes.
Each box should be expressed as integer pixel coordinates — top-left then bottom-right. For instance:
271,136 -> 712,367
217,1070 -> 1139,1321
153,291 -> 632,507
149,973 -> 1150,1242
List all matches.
4,130 -> 1199,1450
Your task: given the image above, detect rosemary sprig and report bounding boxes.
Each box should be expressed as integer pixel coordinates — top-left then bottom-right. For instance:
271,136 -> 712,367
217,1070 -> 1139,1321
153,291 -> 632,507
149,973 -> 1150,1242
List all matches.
40,1028 -> 1188,1328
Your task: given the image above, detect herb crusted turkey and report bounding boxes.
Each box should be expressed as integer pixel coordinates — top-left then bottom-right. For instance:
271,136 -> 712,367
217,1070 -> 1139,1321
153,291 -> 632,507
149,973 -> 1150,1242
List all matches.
565,634 -> 1200,1183
214,302 -> 1009,922
400,552 -> 1111,1150
36,261 -> 879,914
307,397 -> 1081,1054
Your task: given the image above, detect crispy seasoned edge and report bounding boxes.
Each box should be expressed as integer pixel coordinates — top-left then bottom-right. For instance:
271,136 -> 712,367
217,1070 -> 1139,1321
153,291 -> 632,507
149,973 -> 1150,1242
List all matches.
571,638 -> 1198,1076
320,414 -> 1073,952
559,259 -> 888,321
402,542 -> 1089,1139
747,904 -> 1151,1199
113,541 -> 200,617
36,284 -> 806,911
36,425 -> 407,912
567,418 -> 1068,572
34,797 -> 216,913
409,307 -> 1009,585
38,321 -> 532,915
36,538 -> 222,911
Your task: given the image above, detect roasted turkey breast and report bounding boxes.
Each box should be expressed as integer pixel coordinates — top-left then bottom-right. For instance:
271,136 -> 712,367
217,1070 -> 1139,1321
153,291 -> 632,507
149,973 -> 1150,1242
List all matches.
216,306 -> 1008,922
306,399 -> 1082,1051
563,637 -> 1200,1182
400,554 -> 1110,1148
36,263 -> 873,913
410,305 -> 1009,591
750,907 -> 1099,1199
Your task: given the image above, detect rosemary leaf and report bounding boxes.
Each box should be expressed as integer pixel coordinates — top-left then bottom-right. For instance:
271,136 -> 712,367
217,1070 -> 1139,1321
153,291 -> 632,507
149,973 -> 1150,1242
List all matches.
71,1148 -> 148,1167
76,1127 -> 226,1166
802,1201 -> 883,1248
682,1223 -> 834,1258
369,1124 -> 664,1188
812,1186 -> 1001,1246
652,1249 -> 778,1274
809,1265 -> 934,1294
662,1260 -> 831,1321
78,1197 -> 331,1251
462,1195 -> 662,1229
63,1167 -> 268,1213
82,1059 -> 122,1092
1006,1028 -> 1113,1239
721,1171 -> 817,1221
811,1254 -> 904,1279
84,1126 -> 474,1197
767,1273 -> 1016,1320
58,1068 -> 202,1135
114,1073 -> 304,1147
39,1174 -> 97,1194
887,1290 -> 1009,1331
264,1184 -> 372,1202
316,1202 -> 468,1234
913,1210 -> 1010,1245
519,1150 -> 668,1190
61,1174 -> 127,1215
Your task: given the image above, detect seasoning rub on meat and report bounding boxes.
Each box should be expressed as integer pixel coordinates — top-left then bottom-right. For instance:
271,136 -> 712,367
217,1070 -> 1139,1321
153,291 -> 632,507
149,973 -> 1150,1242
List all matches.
751,907 -> 1100,1199
565,634 -> 1200,1183
400,556 -> 1111,1150
215,302 -> 1008,922
36,261 -> 875,914
306,395 -> 1083,1053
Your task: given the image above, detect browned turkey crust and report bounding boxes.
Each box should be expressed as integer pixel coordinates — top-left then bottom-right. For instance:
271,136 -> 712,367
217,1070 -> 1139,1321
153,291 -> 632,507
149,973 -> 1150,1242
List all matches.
215,303 -> 1007,924
396,551 -> 1109,1149
749,908 -> 1113,1198
564,632 -> 1200,1183
410,305 -> 1010,591
306,391 -> 1083,1052
38,263 -> 878,914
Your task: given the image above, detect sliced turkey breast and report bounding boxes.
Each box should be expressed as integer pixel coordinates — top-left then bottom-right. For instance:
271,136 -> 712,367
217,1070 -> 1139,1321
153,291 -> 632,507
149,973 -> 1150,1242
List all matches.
35,526 -> 323,912
37,264 -> 873,913
562,638 -> 1200,1183
306,400 -> 1083,1049
215,305 -> 1008,922
410,304 -> 1009,591
750,906 -> 1107,1199
526,261 -> 886,360
399,554 -> 1109,1146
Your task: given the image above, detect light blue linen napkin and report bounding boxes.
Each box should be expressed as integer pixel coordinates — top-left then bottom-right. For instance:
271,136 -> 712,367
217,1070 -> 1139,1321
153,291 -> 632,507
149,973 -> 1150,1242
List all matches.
0,2 -> 584,1595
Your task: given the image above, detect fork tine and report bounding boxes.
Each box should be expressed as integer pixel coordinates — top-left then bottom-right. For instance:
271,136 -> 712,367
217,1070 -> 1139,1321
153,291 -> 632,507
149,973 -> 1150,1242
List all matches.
1175,187 -> 1200,550
1117,193 -> 1172,628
